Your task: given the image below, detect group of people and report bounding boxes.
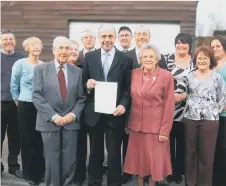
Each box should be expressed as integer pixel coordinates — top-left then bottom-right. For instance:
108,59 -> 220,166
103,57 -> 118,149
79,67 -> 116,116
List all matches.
1,24 -> 226,186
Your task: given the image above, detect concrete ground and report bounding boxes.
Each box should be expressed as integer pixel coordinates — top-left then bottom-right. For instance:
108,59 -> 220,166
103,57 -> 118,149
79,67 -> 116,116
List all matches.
1,138 -> 185,186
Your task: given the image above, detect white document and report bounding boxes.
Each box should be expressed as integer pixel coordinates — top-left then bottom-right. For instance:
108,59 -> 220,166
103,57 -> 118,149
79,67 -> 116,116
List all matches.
95,81 -> 118,114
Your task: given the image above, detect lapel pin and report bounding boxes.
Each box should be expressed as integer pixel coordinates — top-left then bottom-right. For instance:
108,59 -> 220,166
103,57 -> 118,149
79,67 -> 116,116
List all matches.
153,76 -> 156,81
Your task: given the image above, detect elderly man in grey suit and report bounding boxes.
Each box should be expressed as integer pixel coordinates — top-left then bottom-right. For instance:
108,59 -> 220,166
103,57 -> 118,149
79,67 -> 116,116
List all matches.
32,36 -> 86,186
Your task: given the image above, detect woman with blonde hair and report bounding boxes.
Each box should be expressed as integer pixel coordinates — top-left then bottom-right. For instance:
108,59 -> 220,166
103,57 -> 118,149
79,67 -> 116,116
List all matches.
10,37 -> 45,185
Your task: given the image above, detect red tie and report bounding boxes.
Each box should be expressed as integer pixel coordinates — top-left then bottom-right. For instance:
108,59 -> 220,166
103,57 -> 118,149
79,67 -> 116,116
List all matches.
58,65 -> 67,102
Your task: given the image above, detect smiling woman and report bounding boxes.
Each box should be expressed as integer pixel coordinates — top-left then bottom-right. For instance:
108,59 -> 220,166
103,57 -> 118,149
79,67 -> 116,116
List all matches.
183,45 -> 226,186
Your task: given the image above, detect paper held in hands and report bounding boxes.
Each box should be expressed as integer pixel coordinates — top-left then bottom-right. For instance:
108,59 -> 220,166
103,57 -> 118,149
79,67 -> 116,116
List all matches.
95,81 -> 118,114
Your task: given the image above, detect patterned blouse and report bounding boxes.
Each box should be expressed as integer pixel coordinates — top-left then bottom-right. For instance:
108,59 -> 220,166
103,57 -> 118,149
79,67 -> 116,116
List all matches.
165,53 -> 194,121
184,71 -> 226,121
10,58 -> 43,102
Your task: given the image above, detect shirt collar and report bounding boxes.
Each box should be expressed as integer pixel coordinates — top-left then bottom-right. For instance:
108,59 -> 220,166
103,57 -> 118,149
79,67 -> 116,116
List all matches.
83,48 -> 95,55
54,59 -> 67,70
101,47 -> 116,56
0,48 -> 15,55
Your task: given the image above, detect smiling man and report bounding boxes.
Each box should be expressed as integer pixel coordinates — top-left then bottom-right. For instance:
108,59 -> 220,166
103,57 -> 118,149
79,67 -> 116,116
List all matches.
1,29 -> 26,176
126,25 -> 167,70
82,24 -> 132,186
118,26 -> 133,52
32,36 -> 86,186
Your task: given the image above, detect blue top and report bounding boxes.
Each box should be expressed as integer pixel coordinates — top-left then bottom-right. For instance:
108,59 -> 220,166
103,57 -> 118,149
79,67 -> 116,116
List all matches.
10,58 -> 43,102
216,63 -> 226,117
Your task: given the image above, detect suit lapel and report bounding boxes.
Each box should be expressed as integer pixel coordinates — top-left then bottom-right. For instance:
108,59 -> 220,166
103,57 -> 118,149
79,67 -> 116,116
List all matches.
142,67 -> 161,96
49,61 -> 63,102
96,49 -> 105,80
108,50 -> 120,74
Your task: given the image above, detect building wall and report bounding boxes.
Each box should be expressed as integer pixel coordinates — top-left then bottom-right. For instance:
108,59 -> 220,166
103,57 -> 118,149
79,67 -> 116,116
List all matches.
1,1 -> 197,60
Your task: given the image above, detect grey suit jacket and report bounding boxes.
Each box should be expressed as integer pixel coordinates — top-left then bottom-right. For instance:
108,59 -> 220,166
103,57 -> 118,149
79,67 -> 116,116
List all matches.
32,61 -> 86,132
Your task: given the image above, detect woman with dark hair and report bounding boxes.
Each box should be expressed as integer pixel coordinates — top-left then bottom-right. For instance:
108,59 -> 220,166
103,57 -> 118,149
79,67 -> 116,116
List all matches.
184,45 -> 226,186
210,36 -> 226,186
165,33 -> 194,184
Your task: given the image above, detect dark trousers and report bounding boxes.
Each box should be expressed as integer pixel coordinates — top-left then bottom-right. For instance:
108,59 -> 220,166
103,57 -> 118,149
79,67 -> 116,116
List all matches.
184,119 -> 219,186
88,115 -> 123,186
74,123 -> 88,182
169,121 -> 185,175
1,101 -> 20,170
41,129 -> 78,186
18,101 -> 45,181
213,116 -> 226,186
122,131 -> 129,164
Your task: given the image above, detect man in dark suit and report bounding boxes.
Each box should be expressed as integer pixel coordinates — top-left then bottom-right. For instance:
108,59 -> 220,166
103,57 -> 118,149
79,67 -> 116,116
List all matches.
32,36 -> 86,186
77,30 -> 96,68
126,25 -> 167,70
82,24 -> 132,186
73,30 -> 96,185
1,29 -> 27,177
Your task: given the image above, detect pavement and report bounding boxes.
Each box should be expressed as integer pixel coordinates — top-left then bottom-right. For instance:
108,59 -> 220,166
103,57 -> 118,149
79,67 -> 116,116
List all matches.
1,138 -> 185,186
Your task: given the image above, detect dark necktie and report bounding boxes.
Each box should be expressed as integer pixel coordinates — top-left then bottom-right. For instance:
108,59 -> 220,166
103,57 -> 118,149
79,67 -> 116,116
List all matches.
58,65 -> 67,102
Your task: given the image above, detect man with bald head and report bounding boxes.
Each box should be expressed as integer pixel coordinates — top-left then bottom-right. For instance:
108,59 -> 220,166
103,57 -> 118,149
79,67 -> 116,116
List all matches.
127,25 -> 167,69
82,24 -> 132,186
32,36 -> 86,186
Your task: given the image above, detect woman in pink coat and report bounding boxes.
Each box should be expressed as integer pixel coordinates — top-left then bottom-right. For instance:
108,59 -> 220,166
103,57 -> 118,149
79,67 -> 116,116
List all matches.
123,43 -> 175,186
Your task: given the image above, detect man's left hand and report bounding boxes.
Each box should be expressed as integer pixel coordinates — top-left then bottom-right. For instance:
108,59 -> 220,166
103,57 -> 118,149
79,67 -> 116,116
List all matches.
113,105 -> 126,116
62,114 -> 74,124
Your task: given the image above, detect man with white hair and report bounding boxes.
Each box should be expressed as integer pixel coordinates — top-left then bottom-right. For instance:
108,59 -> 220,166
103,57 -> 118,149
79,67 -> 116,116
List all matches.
77,29 -> 96,68
82,24 -> 132,186
127,25 -> 167,70
32,36 -> 86,186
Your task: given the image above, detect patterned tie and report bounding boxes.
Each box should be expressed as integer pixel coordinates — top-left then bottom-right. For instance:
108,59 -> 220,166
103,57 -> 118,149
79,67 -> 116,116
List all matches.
58,65 -> 67,102
103,53 -> 110,81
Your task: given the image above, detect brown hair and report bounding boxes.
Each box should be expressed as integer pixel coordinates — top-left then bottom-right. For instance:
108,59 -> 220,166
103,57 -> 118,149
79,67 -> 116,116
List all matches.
193,45 -> 217,69
210,35 -> 226,53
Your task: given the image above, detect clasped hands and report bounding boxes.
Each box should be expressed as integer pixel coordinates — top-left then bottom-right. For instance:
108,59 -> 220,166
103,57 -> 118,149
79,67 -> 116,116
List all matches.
53,114 -> 74,126
174,92 -> 187,103
87,79 -> 126,116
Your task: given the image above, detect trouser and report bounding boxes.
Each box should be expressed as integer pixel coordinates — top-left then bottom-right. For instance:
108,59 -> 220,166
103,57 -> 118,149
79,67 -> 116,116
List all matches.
213,116 -> 226,186
74,123 -> 88,182
1,101 -> 20,171
41,128 -> 78,186
184,118 -> 219,186
18,101 -> 45,181
87,115 -> 123,186
169,121 -> 185,175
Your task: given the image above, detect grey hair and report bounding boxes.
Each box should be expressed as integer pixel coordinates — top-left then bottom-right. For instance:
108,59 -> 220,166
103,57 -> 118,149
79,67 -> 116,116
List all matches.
138,43 -> 161,61
53,36 -> 70,50
98,24 -> 116,36
70,40 -> 79,47
81,30 -> 96,38
134,25 -> 150,36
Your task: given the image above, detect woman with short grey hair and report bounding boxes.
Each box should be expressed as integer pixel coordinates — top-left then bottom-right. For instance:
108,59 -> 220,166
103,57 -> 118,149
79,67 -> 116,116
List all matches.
124,43 -> 175,186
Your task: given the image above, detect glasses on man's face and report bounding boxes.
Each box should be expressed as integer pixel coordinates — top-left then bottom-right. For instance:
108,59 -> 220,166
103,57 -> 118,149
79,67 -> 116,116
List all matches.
119,34 -> 131,38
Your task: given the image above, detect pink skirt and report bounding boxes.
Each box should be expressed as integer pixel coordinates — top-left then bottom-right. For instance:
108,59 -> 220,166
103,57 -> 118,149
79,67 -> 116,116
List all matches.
123,130 -> 172,181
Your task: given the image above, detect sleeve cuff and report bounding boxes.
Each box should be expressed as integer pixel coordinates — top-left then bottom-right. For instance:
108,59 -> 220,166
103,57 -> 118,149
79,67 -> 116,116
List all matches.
69,113 -> 76,121
51,114 -> 58,122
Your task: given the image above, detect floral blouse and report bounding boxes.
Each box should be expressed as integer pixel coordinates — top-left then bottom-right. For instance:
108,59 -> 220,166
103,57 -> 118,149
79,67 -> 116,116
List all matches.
184,71 -> 226,121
